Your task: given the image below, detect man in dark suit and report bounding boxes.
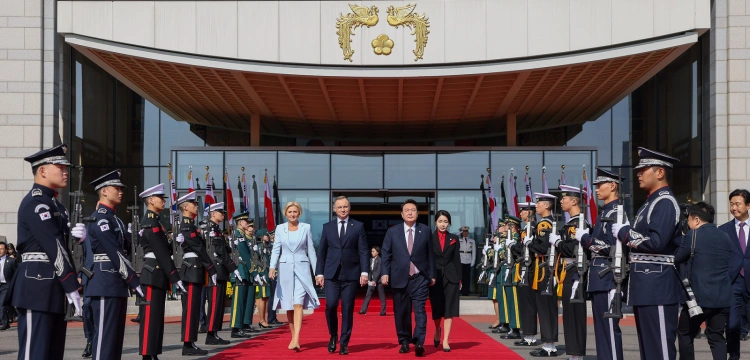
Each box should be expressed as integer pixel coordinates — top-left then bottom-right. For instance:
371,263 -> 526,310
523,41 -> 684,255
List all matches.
720,189 -> 750,360
0,241 -> 18,330
315,196 -> 369,355
381,199 -> 435,357
675,202 -> 733,360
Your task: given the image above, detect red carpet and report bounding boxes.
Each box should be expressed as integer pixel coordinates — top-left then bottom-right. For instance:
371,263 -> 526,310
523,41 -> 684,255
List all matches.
211,297 -> 522,359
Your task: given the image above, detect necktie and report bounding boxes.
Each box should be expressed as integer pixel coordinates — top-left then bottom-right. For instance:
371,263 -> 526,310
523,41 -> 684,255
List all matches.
408,229 -> 416,276
340,221 -> 346,239
741,223 -> 747,277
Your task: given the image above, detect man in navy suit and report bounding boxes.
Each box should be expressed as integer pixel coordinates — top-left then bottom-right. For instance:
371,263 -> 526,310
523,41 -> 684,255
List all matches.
381,199 -> 435,357
720,189 -> 750,360
315,196 -> 369,355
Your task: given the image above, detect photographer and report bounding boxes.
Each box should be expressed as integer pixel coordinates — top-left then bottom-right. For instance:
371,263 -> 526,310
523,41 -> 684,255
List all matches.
674,202 -> 733,360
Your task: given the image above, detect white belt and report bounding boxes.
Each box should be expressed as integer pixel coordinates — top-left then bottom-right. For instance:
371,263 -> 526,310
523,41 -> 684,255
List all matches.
93,253 -> 109,262
630,253 -> 674,264
563,257 -> 575,263
144,252 -> 156,259
21,252 -> 49,262
183,252 -> 198,259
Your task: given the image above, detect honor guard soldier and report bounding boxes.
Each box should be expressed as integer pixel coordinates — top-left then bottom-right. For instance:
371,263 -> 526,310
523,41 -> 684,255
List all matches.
499,216 -> 523,339
253,229 -> 272,328
486,220 -> 504,331
458,226 -> 476,296
553,185 -> 590,360
137,184 -> 185,360
10,145 -> 81,360
514,202 -> 539,347
611,148 -> 683,360
204,202 -> 241,345
229,212 -> 253,338
577,169 -> 627,360
84,170 -> 144,360
529,193 -> 560,357
175,191 -> 216,356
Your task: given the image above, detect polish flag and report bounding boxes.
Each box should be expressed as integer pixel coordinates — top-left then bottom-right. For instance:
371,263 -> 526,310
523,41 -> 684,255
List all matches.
224,168 -> 235,225
264,170 -> 276,231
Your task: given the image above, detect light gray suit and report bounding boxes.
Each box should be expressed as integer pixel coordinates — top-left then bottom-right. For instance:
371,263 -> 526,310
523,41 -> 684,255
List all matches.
270,222 -> 320,311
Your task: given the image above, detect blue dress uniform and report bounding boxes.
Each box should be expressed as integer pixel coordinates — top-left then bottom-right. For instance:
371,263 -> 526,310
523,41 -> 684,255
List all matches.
229,214 -> 253,338
555,185 -> 590,358
81,228 -> 95,357
137,184 -> 182,359
613,148 -> 684,360
9,145 -> 80,360
204,203 -> 238,345
84,170 -> 142,360
176,191 -> 216,356
580,169 -> 627,360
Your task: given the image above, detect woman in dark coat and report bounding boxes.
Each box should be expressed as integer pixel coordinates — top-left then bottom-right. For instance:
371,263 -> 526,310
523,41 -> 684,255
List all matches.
429,210 -> 461,352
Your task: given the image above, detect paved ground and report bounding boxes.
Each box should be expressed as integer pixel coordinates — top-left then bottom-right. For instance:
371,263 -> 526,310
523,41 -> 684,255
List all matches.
0,306 -> 746,359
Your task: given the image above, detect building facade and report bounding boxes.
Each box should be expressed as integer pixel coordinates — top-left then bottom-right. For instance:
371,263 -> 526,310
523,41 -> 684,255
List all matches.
0,1 -> 734,260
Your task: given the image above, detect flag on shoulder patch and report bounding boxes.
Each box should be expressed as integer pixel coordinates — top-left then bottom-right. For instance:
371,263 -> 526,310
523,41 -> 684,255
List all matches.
39,212 -> 51,221
100,224 -> 110,231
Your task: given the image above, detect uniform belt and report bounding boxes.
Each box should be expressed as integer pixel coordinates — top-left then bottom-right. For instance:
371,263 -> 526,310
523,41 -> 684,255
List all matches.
183,252 -> 198,259
630,253 -> 674,264
21,252 -> 49,262
144,252 -> 156,259
93,253 -> 110,262
563,257 -> 575,264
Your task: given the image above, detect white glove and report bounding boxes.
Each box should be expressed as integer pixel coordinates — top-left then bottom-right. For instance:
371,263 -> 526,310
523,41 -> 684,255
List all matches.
254,274 -> 262,284
234,269 -> 243,282
138,229 -> 143,237
574,228 -> 589,242
611,219 -> 630,240
135,285 -> 144,298
570,280 -> 579,300
262,275 -> 269,285
211,274 -> 217,285
608,288 -> 617,304
253,245 -> 258,251
549,233 -> 561,246
233,239 -> 238,246
66,291 -> 83,316
176,233 -> 185,244
505,237 -> 514,247
483,245 -> 490,252
127,223 -> 132,233
176,280 -> 187,293
523,235 -> 533,246
71,223 -> 87,242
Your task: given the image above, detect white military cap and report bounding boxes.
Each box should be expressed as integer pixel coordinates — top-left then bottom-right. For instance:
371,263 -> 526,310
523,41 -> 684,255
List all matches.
139,183 -> 166,199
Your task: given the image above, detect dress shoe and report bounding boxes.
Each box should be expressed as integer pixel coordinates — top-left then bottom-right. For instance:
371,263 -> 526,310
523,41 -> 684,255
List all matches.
399,342 -> 409,353
182,342 -> 208,356
328,336 -> 338,353
82,342 -> 92,358
198,326 -> 207,334
501,331 -> 521,340
241,326 -> 256,333
205,332 -> 230,345
0,324 -> 9,331
358,311 -> 366,315
491,325 -> 510,334
514,339 -> 539,346
258,322 -> 271,329
529,348 -> 558,357
339,345 -> 349,355
488,323 -> 501,329
415,344 -> 425,357
231,328 -> 251,338
380,313 -> 386,316
269,319 -> 286,325
130,317 -> 141,323
741,334 -> 749,341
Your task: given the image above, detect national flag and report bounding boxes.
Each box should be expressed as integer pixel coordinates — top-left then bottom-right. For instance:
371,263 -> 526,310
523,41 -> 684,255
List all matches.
252,175 -> 260,228
561,166 -> 570,222
224,168 -> 235,225
486,174 -> 498,232
168,165 -> 177,223
204,170 -> 215,216
263,170 -> 276,231
499,175 -> 509,219
481,174 -> 489,232
241,171 -> 249,213
188,166 -> 194,193
373,220 -> 387,230
542,167 -> 549,194
583,166 -> 598,226
273,176 -> 281,226
524,170 -> 532,203
237,176 -> 244,213
508,170 -> 519,217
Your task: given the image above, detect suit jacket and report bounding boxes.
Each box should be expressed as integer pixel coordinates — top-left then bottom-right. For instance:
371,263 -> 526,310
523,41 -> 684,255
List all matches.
315,218 -> 369,281
718,219 -> 750,290
432,231 -> 461,285
381,222 -> 435,289
368,256 -> 382,283
269,222 -> 320,310
675,223 -> 733,308
0,256 -> 17,285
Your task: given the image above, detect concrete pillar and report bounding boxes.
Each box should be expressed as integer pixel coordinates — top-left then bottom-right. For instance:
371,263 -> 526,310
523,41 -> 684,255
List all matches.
251,113 -> 260,146
506,113 -> 517,146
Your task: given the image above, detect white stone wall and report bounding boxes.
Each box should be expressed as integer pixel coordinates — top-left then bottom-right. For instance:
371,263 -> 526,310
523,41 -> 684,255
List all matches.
0,0 -> 61,244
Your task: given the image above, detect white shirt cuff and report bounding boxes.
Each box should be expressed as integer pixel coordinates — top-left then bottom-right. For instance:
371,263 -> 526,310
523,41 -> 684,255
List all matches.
360,272 -> 368,276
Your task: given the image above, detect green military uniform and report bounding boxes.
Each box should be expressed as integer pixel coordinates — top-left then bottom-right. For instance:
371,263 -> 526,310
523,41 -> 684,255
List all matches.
229,213 -> 255,336
252,234 -> 270,299
498,216 -> 521,333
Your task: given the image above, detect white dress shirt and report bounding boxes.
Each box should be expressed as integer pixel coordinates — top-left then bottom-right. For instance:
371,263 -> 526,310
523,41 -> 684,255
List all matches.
404,222 -> 419,274
735,218 -> 750,248
338,216 -> 349,235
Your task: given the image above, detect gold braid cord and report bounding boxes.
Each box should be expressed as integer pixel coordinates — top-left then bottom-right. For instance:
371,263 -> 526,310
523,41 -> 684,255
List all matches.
336,4 -> 380,62
386,4 -> 430,61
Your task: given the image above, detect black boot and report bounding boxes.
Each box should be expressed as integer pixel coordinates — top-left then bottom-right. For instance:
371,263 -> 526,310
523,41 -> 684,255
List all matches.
182,342 -> 208,356
82,342 -> 92,358
205,331 -> 230,345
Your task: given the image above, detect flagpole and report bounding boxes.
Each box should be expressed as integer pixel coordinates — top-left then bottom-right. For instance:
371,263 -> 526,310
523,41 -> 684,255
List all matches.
481,173 -> 488,234
252,174 -> 260,229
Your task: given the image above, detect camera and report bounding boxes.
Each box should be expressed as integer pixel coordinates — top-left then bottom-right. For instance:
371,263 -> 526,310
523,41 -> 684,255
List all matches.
682,278 -> 703,317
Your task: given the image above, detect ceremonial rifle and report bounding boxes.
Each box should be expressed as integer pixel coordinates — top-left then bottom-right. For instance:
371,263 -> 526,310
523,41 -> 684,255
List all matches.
503,228 -> 516,287
570,183 -> 589,304
599,169 -> 630,318
541,201 -> 559,296
127,186 -> 149,306
518,207 -> 534,287
477,233 -> 490,283
64,166 -> 95,322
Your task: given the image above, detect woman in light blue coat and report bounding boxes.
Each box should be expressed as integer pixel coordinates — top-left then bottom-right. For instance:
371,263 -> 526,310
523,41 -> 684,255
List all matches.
269,201 -> 320,351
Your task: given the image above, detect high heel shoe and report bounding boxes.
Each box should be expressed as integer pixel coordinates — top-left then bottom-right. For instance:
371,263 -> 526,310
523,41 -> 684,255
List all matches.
434,328 -> 442,348
442,347 -> 451,352
258,322 -> 271,329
